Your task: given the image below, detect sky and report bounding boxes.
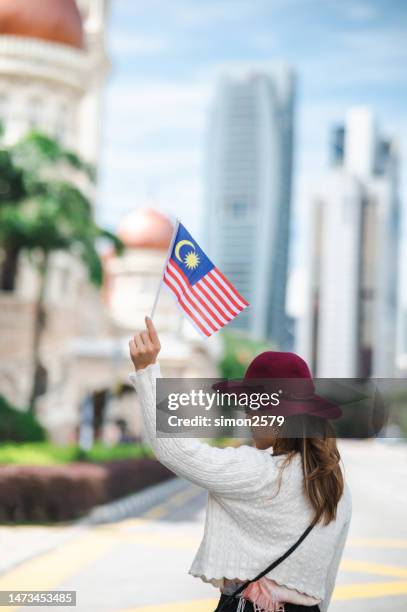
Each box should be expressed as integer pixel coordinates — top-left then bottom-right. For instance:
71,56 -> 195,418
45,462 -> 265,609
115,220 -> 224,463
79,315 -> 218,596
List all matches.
98,0 -> 407,315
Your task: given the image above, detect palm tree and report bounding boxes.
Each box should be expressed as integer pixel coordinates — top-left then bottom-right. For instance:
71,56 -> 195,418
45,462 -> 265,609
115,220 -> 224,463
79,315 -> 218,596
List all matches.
0,127 -> 123,412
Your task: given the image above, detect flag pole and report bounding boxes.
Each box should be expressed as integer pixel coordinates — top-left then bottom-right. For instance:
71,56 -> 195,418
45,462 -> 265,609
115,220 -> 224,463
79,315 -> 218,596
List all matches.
150,217 -> 180,320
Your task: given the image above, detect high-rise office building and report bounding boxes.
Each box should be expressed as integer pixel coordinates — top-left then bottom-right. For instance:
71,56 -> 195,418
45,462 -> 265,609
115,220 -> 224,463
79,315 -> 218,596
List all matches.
205,68 -> 296,347
300,107 -> 400,377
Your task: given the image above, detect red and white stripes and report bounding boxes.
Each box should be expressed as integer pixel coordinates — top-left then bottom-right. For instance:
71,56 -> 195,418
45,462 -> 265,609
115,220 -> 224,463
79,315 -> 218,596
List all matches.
163,260 -> 249,337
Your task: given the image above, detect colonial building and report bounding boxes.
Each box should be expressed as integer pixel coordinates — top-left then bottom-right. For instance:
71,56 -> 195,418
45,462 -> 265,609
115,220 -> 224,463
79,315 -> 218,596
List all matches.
0,1 -> 218,442
0,0 -> 109,160
0,0 -> 110,439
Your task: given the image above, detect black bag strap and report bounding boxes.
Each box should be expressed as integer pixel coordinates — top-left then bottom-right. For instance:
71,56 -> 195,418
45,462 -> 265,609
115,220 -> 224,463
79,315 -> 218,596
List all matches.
216,521 -> 315,611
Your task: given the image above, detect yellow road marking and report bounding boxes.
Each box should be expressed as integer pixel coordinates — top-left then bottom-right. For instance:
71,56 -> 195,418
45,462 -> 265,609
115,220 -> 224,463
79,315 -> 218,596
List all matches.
334,580 -> 407,600
168,487 -> 203,506
118,558 -> 407,610
342,559 -> 407,578
121,581 -> 407,610
81,522 -> 407,564
120,580 -> 407,610
2,495 -> 407,612
93,518 -> 147,534
119,600 -> 217,612
114,518 -> 146,529
0,529 -> 119,612
105,531 -> 199,549
142,486 -> 203,520
348,537 -> 407,548
142,505 -> 168,519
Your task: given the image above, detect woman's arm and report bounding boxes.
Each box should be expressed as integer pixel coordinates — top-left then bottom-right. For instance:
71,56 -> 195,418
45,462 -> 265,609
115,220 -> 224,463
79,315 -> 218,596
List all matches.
129,318 -> 268,497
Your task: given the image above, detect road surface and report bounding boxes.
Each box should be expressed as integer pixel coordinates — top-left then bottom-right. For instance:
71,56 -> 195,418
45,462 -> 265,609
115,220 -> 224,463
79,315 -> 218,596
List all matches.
0,440 -> 406,611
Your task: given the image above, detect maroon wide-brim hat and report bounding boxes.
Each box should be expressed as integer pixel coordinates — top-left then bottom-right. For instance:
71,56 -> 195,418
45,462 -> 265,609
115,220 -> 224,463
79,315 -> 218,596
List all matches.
214,351 -> 342,420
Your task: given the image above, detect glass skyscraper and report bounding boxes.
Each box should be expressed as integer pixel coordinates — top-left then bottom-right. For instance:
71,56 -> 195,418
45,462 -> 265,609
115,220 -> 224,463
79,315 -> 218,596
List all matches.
204,68 -> 296,347
301,108 -> 400,377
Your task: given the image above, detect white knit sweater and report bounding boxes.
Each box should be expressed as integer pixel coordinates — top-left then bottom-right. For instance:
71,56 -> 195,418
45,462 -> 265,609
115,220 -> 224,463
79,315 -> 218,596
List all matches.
129,363 -> 352,612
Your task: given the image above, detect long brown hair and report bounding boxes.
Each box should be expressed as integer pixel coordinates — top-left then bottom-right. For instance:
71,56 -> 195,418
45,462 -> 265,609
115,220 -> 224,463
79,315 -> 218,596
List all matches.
265,415 -> 344,525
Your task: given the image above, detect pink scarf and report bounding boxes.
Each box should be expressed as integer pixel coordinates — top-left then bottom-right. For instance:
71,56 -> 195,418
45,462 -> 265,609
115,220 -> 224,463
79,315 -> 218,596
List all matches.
242,578 -> 285,611
241,577 -> 320,612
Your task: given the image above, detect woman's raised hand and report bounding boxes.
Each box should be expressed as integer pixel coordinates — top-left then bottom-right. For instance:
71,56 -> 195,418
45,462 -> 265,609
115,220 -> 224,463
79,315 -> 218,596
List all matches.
129,316 -> 161,371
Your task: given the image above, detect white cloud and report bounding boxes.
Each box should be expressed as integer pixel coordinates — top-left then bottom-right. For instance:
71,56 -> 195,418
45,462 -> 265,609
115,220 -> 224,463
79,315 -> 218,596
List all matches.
107,80 -> 211,110
103,148 -> 201,175
99,75 -> 214,237
199,28 -> 407,89
199,59 -> 294,81
114,0 -> 265,28
109,33 -> 170,56
329,27 -> 407,85
172,0 -> 256,26
98,163 -> 203,237
342,2 -> 380,22
105,80 -> 211,139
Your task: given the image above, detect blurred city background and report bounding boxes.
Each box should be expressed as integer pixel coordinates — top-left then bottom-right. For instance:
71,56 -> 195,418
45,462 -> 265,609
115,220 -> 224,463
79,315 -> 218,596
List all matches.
0,0 -> 406,610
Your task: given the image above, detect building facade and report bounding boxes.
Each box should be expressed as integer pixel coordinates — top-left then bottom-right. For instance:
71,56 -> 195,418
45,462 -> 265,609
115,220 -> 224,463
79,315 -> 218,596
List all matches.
0,0 -> 109,161
205,69 -> 296,348
0,0 -> 111,438
0,2 -> 219,443
300,107 -> 400,377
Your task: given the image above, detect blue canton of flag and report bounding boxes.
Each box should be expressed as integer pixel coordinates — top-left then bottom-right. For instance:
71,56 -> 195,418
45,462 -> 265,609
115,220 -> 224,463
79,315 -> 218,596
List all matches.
162,222 -> 249,337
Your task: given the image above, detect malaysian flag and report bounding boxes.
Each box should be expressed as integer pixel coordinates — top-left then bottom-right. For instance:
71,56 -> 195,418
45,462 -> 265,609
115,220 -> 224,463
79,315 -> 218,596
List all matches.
161,221 -> 249,337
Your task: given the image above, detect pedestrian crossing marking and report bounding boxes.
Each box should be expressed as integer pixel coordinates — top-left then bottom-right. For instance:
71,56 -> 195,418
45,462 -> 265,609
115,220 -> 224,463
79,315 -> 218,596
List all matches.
141,486 -> 204,520
341,559 -> 407,578
121,579 -> 407,610
110,530 -> 200,549
121,580 -> 407,610
0,529 -> 120,612
119,600 -> 218,612
120,556 -> 407,610
142,505 -> 168,519
334,580 -> 407,600
348,537 -> 407,549
2,495 -> 407,611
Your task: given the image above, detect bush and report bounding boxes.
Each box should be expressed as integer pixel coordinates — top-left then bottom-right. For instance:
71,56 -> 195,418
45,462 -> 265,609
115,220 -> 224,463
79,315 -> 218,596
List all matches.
0,442 -> 152,465
220,331 -> 270,379
0,442 -> 77,465
103,458 -> 173,501
86,443 -> 152,463
0,463 -> 106,522
0,458 -> 174,523
0,395 -> 46,443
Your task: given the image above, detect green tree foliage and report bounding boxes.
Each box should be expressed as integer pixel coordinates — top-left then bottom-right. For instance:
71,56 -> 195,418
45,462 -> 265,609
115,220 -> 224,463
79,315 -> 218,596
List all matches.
0,394 -> 46,443
0,126 -> 123,410
219,330 -> 271,379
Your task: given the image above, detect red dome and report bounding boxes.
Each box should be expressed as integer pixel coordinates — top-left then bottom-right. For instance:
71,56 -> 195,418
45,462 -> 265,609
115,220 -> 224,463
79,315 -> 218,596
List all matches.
118,208 -> 174,250
0,0 -> 84,50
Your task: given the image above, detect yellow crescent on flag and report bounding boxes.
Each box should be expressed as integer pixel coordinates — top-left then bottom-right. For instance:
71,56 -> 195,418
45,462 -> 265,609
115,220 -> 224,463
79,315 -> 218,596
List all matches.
174,239 -> 195,262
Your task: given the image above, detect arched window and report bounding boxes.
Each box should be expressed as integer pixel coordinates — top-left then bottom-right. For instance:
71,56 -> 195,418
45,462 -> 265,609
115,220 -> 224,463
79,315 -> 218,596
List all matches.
27,97 -> 43,130
55,104 -> 69,144
0,93 -> 8,125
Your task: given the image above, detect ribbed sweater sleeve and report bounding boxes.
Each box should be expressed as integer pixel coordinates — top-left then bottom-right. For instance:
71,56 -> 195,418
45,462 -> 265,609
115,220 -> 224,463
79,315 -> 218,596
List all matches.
129,363 -> 267,497
319,518 -> 350,612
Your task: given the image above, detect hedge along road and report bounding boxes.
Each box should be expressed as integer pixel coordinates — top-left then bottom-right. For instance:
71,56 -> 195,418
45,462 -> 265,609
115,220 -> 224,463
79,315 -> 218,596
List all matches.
0,441 -> 406,612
